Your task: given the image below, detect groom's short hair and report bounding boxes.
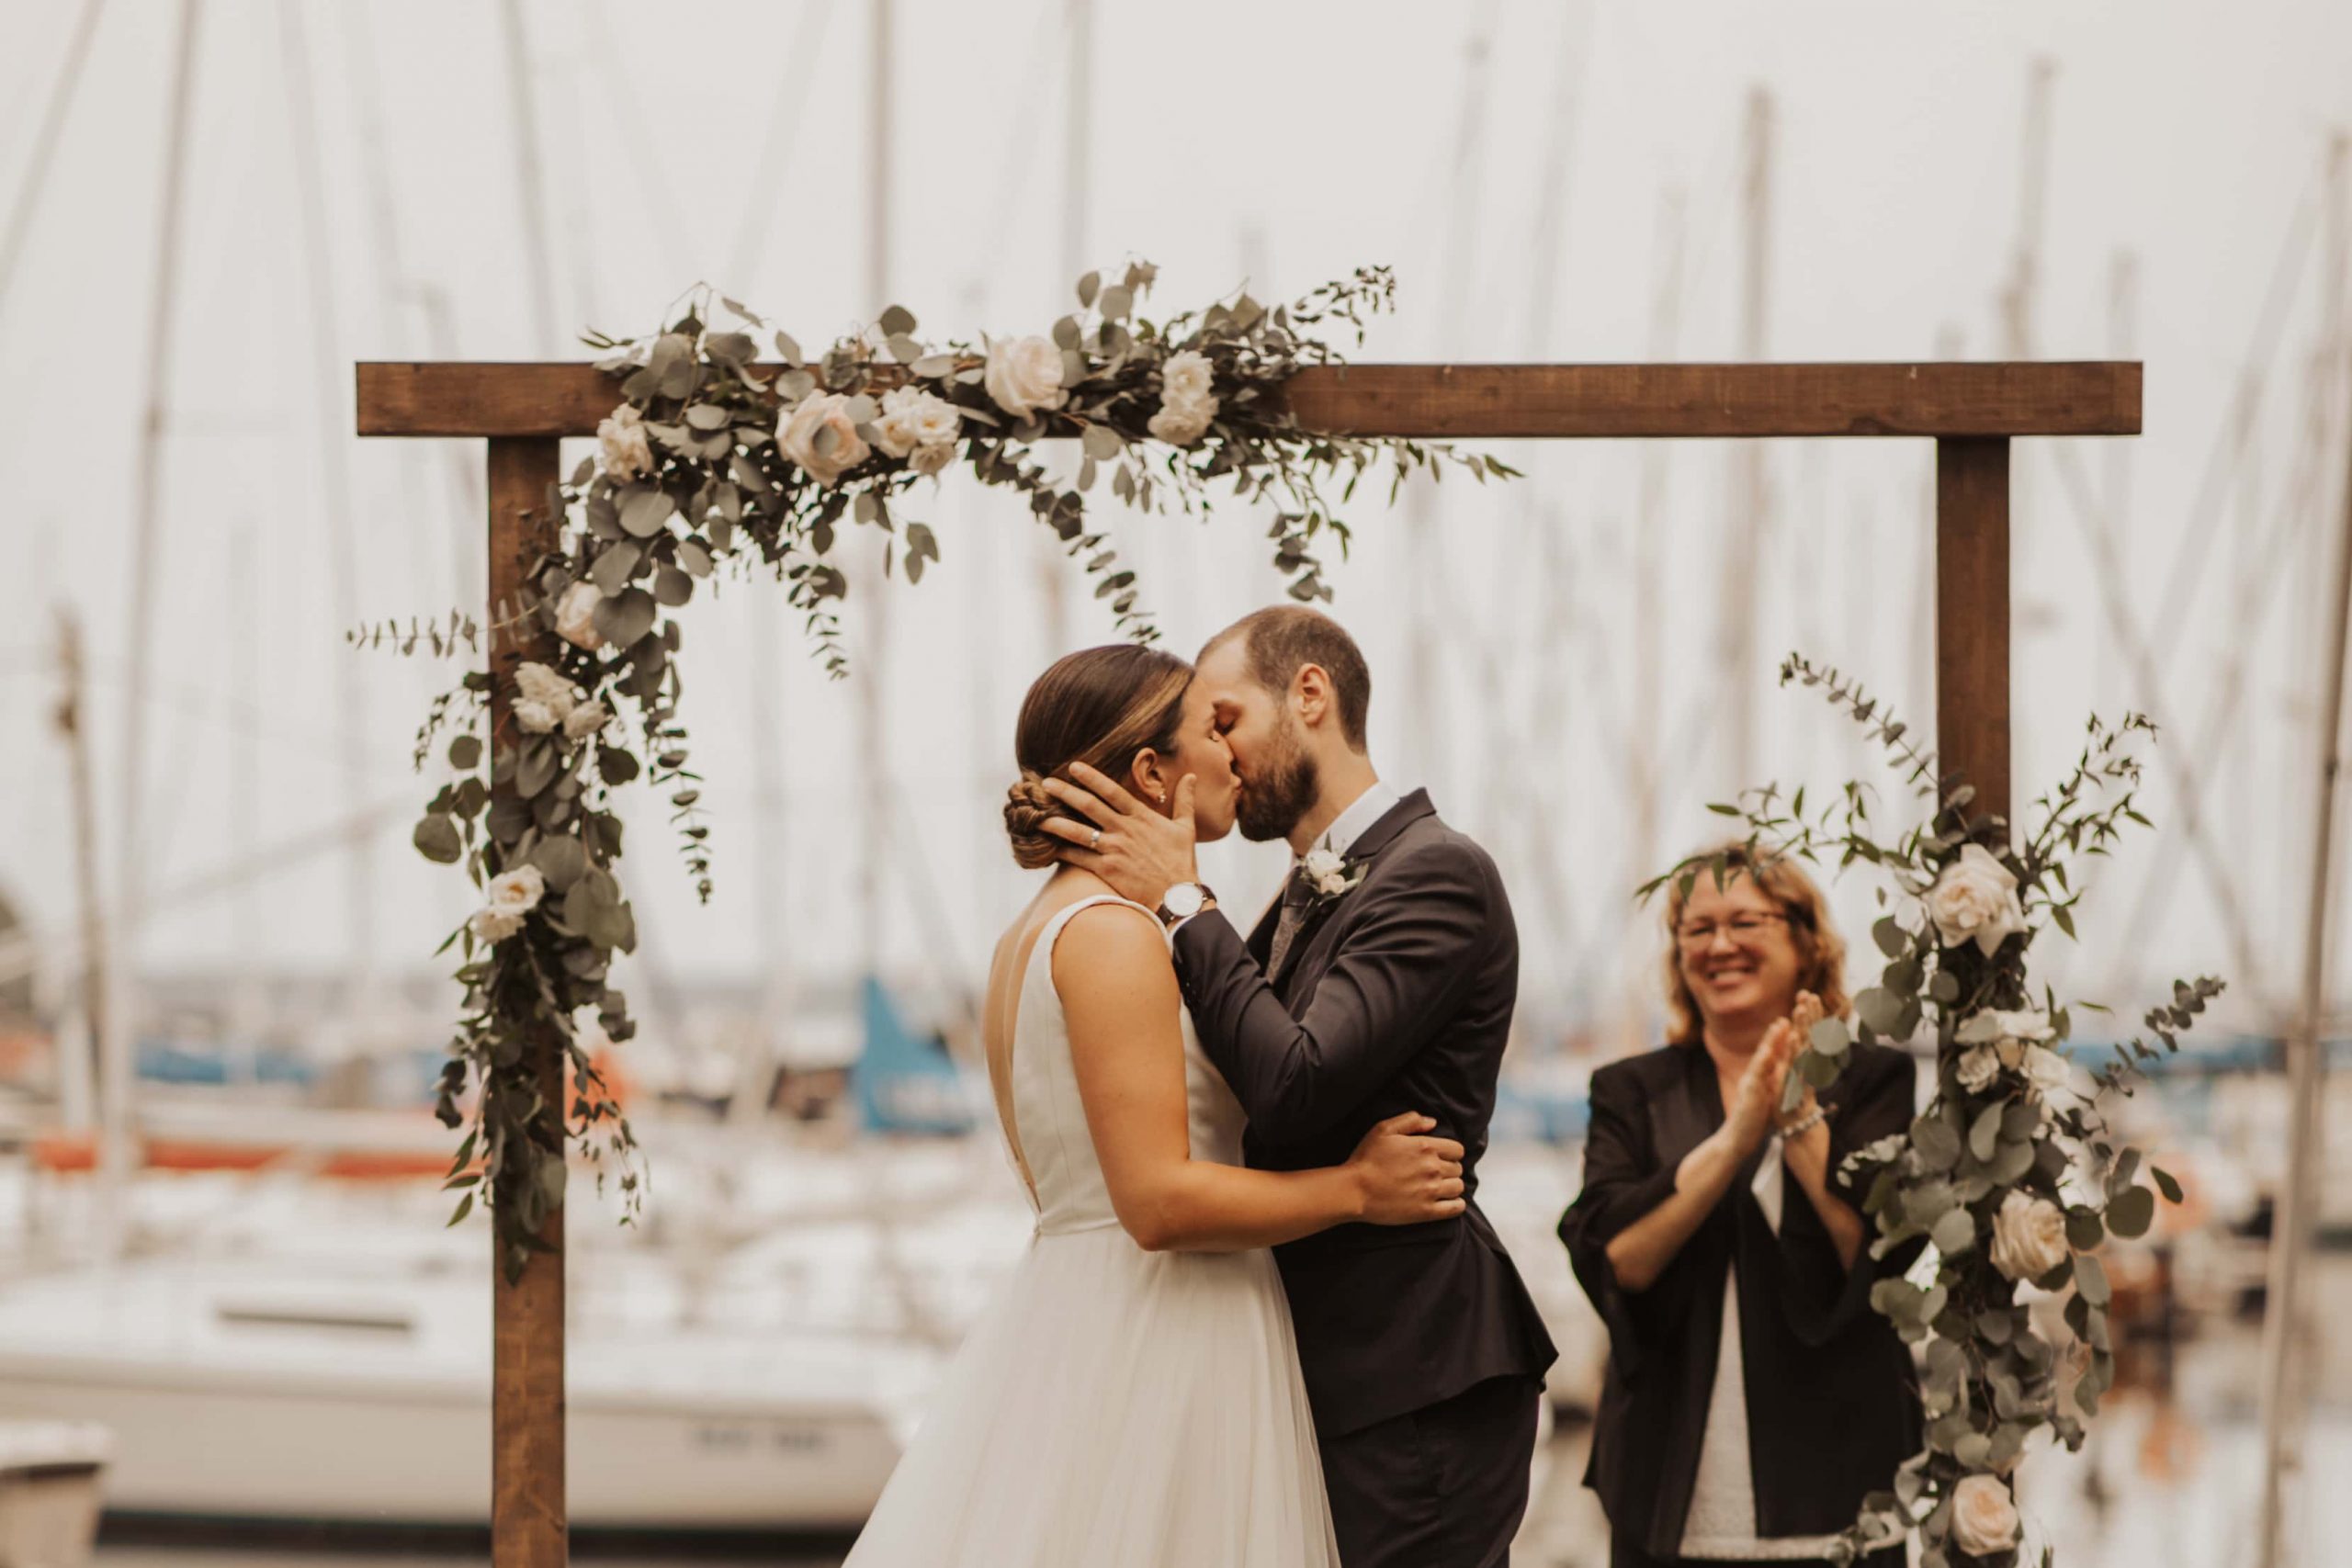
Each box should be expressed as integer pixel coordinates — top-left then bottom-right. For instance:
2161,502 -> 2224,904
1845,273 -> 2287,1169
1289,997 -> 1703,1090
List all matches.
1203,606 -> 1371,750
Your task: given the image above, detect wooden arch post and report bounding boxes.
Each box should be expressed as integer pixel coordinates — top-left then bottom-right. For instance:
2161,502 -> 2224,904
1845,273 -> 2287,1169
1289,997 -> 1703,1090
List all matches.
356,355 -> 2138,1565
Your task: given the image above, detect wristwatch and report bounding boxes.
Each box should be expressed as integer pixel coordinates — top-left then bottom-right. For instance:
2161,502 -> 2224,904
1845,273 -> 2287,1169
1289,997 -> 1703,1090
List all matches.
1156,882 -> 1214,928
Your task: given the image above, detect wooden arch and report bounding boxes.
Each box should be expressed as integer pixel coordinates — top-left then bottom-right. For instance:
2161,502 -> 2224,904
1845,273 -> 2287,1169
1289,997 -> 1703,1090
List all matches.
356,355 -> 2140,1566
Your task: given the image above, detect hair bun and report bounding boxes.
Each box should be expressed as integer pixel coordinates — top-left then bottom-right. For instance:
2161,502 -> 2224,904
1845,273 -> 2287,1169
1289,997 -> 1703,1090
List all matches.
1003,773 -> 1063,870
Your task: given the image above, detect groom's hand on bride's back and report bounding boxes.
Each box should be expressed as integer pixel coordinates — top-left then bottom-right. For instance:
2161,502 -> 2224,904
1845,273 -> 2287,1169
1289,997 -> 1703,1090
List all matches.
1349,1111 -> 1468,1225
1040,762 -> 1201,911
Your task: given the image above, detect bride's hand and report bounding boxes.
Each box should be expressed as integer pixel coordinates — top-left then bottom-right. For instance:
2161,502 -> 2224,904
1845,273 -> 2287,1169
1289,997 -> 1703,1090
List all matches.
1348,1112 -> 1468,1225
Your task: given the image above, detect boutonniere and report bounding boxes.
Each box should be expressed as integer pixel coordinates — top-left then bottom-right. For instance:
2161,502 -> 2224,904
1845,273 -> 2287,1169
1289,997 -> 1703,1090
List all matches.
1298,839 -> 1368,907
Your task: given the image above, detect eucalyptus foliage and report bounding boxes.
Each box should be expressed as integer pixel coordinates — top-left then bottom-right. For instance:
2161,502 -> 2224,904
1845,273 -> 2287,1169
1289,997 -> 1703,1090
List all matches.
1642,654 -> 2225,1568
360,264 -> 1510,1283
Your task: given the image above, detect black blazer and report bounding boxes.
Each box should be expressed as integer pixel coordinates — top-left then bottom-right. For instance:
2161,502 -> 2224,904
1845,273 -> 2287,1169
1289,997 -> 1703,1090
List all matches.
1171,789 -> 1557,1436
1557,1039 -> 1923,1559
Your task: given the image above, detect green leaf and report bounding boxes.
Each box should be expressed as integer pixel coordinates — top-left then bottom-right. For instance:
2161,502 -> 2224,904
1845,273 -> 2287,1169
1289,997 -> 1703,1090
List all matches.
597,748 -> 639,785
2152,1166 -> 2184,1203
448,735 -> 483,771
447,1191 -> 474,1227
619,487 -> 673,538
1081,423 -> 1125,461
1857,987 -> 1906,1037
528,834 -> 588,893
2065,1206 -> 2105,1251
1077,270 -> 1101,307
877,304 -> 917,337
594,587 -> 659,649
2105,1184 -> 2155,1238
517,739 -> 559,799
2075,1251 -> 2110,1306
1914,1114 -> 1962,1171
1930,1206 -> 1975,1255
1099,284 -> 1134,321
413,814 -> 463,864
1969,1102 -> 2004,1163
1873,916 -> 1907,958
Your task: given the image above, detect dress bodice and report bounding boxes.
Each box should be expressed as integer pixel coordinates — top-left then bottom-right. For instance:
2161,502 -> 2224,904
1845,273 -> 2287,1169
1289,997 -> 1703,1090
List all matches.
1004,894 -> 1247,1235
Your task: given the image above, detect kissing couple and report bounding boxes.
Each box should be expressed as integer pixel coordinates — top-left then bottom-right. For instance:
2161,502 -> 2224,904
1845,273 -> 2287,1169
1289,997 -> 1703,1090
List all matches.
844,606 -> 1557,1568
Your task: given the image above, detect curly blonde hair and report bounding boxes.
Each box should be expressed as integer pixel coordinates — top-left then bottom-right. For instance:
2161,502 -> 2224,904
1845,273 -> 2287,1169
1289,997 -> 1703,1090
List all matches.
1661,844 -> 1851,1045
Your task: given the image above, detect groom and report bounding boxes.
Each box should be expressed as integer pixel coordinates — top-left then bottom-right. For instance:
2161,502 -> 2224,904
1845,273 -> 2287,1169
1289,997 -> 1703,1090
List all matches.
1044,606 -> 1556,1568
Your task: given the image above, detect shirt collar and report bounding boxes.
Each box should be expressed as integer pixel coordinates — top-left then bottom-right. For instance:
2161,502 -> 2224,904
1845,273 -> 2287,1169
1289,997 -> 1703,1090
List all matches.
1307,777 -> 1402,862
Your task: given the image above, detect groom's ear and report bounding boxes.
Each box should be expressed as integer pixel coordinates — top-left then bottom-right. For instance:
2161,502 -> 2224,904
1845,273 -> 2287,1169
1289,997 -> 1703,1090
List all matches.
1292,663 -> 1335,730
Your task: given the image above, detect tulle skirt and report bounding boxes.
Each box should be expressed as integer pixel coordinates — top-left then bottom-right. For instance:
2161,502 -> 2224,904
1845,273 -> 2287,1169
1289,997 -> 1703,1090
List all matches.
843,1222 -> 1340,1568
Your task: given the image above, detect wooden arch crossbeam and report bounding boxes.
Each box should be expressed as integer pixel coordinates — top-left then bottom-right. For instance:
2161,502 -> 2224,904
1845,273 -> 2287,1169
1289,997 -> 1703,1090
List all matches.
354,355 -> 2141,1567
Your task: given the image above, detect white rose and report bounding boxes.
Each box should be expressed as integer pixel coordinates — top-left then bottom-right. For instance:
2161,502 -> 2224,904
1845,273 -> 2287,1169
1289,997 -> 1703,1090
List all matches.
469,864 -> 547,946
514,700 -> 560,736
776,392 -> 872,487
597,404 -> 654,481
562,699 -> 609,740
1147,391 -> 1216,446
469,904 -> 526,945
1161,349 -> 1214,403
909,441 -> 956,477
1988,1189 -> 2069,1282
514,661 -> 578,716
1927,843 -> 2028,957
486,864 -> 546,912
983,335 -> 1069,421
554,581 -> 605,651
872,386 -> 961,459
1955,1042 -> 2002,1092
1955,1008 -> 2054,1047
1950,1473 -> 2020,1557
2019,1043 -> 2075,1103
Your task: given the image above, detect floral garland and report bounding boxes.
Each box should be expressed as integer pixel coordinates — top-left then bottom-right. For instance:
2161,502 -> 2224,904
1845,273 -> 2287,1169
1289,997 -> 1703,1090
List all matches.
1642,655 -> 2225,1568
361,263 -> 1513,1281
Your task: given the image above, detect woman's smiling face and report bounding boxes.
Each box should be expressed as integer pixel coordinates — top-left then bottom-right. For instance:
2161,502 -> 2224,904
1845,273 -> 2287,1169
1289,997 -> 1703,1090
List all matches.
1674,871 -> 1804,1032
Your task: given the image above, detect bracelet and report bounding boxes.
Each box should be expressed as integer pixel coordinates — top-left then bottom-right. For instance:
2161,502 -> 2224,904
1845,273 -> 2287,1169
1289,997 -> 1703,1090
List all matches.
1779,1105 -> 1829,1140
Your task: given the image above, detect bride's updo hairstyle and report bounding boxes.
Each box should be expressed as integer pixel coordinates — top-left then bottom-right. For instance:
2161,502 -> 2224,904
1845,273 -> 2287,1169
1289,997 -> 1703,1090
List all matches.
1004,644 -> 1192,870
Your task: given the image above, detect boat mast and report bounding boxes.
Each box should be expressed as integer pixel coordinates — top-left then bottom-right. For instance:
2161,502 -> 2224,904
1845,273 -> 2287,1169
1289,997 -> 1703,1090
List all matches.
105,0 -> 205,1258
2256,129 -> 2351,1568
1718,85 -> 1772,791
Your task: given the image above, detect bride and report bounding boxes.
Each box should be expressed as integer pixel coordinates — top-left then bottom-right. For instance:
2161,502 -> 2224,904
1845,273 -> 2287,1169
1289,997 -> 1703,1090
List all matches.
843,643 -> 1469,1566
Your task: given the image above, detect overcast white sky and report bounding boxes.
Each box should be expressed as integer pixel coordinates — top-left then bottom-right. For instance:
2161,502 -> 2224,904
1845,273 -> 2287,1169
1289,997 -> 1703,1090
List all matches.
1,0 -> 2346,1045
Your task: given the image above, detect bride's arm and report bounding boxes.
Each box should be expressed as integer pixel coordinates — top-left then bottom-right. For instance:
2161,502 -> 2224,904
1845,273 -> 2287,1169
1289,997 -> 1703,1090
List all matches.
1057,905 -> 1466,1253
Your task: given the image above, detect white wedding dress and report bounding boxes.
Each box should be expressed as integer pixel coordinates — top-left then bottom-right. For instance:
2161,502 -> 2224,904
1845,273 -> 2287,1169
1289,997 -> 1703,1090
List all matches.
843,893 -> 1340,1567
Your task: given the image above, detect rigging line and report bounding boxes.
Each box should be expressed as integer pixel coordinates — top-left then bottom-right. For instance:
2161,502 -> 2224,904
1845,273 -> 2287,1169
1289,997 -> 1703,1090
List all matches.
112,0 -> 203,1019
279,0 -> 376,986
2148,141 -> 2330,636
0,0 -> 106,330
338,0 -> 475,610
957,0 -> 1066,322
0,795 -> 419,990
724,1 -> 835,289
496,0 -> 561,354
579,0 -> 702,290
2040,439 -> 2266,993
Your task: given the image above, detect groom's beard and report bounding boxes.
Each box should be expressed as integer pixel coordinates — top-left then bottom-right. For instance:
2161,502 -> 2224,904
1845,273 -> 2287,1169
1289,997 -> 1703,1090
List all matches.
1236,722 -> 1319,842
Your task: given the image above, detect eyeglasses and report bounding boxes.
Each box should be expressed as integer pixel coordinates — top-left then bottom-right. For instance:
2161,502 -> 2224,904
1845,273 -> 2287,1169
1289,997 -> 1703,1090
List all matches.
1676,912 -> 1792,949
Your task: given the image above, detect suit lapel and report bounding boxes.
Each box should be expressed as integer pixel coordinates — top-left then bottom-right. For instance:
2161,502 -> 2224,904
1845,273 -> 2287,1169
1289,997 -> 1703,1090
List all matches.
1271,790 -> 1441,996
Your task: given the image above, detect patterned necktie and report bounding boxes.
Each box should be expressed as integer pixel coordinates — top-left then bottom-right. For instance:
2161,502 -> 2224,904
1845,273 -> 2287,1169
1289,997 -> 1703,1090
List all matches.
1267,864 -> 1316,978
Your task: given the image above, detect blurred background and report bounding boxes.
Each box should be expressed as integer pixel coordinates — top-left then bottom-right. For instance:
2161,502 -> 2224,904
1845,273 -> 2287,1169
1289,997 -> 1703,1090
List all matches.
0,0 -> 2346,1562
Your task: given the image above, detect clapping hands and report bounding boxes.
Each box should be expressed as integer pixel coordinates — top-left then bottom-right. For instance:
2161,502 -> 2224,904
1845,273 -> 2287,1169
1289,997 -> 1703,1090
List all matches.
1726,990 -> 1830,1158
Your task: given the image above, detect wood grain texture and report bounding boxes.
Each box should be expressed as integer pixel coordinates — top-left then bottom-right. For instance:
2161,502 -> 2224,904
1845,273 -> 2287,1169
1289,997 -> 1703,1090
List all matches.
1937,436 -> 2012,834
485,437 -> 567,1568
357,360 -> 2142,440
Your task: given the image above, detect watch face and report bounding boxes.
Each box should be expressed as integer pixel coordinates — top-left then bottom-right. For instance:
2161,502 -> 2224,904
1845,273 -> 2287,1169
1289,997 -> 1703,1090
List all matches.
1163,883 -> 1204,919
